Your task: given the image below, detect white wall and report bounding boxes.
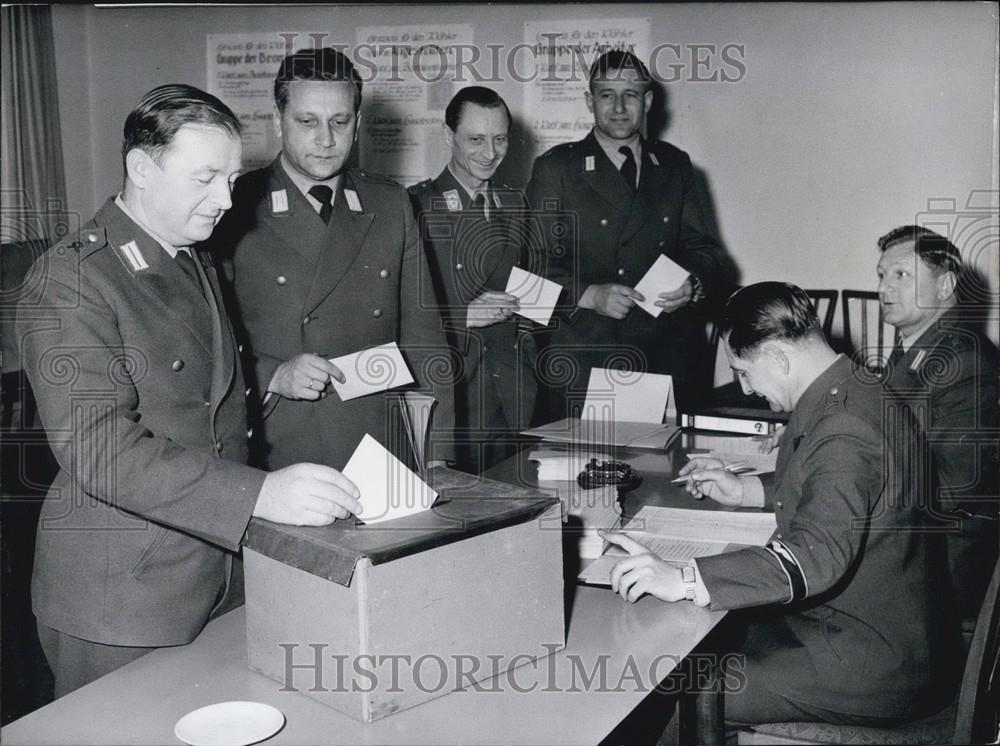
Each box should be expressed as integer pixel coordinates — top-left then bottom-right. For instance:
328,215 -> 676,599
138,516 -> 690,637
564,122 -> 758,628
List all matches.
51,2 -> 999,339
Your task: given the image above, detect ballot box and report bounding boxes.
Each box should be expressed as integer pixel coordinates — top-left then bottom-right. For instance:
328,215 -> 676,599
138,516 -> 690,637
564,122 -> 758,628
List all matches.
242,467 -> 565,722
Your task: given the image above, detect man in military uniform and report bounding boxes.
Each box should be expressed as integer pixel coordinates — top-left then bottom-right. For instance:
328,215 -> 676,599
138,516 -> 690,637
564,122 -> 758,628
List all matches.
526,50 -> 733,423
408,86 -> 536,471
876,225 -> 999,621
215,48 -> 454,472
16,85 -> 362,697
605,283 -> 955,725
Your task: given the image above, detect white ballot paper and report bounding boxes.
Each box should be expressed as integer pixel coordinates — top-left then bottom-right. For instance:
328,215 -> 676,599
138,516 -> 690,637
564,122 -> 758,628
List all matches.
329,342 -> 414,401
505,266 -> 562,326
343,434 -> 438,524
521,369 -> 677,448
578,506 -> 777,586
633,254 -> 691,318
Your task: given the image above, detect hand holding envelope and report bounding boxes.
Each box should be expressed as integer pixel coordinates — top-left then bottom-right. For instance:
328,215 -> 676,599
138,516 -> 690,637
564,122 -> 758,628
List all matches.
633,254 -> 693,318
328,342 -> 415,401
505,267 -> 562,326
343,434 -> 438,524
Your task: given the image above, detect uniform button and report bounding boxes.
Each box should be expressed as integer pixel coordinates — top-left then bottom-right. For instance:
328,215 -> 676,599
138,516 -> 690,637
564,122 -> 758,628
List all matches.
379,269 -> 390,279
373,309 -> 382,318
662,216 -> 670,224
617,268 -> 626,277
303,315 -> 311,325
276,275 -> 287,285
599,219 -> 608,226
238,344 -> 244,353
776,533 -> 783,540
87,232 -> 99,243
776,501 -> 783,509
171,359 -> 184,372
203,400 -> 211,407
245,387 -> 252,397
455,263 -> 464,271
215,440 -> 224,453
830,387 -> 839,395
658,240 -> 665,247
247,428 -> 254,438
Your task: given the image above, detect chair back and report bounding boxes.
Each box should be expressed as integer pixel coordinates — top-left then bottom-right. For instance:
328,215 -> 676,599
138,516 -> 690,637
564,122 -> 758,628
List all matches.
804,289 -> 838,339
842,290 -> 894,372
953,559 -> 1000,744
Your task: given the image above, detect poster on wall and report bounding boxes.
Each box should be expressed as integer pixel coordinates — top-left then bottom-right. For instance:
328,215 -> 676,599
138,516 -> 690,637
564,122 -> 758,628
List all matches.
355,24 -> 475,186
523,18 -> 651,160
207,31 -> 315,169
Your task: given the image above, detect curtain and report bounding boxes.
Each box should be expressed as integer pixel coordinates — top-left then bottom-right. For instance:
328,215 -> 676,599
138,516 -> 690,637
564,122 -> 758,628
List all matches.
1,5 -> 67,244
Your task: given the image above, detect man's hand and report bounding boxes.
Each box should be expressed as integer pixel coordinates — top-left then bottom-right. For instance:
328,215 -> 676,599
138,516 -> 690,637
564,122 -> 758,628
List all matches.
754,423 -> 785,454
578,283 -> 644,319
267,353 -> 345,400
467,291 -> 520,328
655,277 -> 694,314
677,457 -> 746,506
601,532 -> 685,603
253,463 -> 362,526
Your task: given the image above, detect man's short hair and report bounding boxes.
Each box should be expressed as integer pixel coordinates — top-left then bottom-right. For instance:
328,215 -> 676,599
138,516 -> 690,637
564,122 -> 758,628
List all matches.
877,225 -> 962,275
588,49 -> 652,87
721,282 -> 823,357
274,47 -> 363,114
122,84 -> 241,172
444,86 -> 511,132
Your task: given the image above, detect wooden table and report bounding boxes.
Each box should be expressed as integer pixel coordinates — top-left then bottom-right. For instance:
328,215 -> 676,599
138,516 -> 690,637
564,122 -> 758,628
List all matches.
4,431 -> 757,745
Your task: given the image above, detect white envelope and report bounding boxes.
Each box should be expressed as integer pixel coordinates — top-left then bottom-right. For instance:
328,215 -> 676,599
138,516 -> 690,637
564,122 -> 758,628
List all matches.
329,342 -> 414,401
505,266 -> 562,326
343,434 -> 438,525
633,254 -> 691,318
581,368 -> 672,424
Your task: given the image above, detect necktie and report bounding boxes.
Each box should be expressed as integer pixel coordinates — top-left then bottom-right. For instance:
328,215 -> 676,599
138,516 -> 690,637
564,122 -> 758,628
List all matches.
175,250 -> 205,299
619,146 -> 637,192
472,192 -> 488,220
887,336 -> 905,370
308,185 -> 334,224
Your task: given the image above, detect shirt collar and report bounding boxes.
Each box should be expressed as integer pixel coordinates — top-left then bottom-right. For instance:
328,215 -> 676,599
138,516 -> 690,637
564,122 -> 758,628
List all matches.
900,308 -> 949,351
114,194 -> 188,259
280,153 -> 341,209
446,164 -> 489,203
592,127 -> 641,165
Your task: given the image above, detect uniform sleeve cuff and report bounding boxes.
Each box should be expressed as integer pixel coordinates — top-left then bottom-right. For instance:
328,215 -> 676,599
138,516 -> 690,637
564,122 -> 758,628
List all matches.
742,476 -> 766,508
690,559 -> 712,606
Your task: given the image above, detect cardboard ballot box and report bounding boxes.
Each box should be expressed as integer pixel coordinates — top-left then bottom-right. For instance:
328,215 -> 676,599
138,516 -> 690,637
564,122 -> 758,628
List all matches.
243,468 -> 565,722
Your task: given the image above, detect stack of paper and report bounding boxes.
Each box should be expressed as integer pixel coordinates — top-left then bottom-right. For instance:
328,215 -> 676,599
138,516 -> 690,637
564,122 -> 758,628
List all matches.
521,368 -> 679,449
578,505 -> 776,585
528,448 -> 613,482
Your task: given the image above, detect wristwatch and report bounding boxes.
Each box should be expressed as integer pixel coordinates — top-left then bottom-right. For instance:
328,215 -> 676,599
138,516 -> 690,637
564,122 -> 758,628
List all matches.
681,564 -> 697,601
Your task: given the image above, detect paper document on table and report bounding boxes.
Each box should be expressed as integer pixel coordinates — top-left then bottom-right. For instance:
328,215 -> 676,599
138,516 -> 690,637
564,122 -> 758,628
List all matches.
343,434 -> 438,525
633,254 -> 691,318
582,368 -> 671,424
529,448 -> 613,482
521,418 -> 679,449
329,342 -> 414,401
578,506 -> 776,586
505,266 -> 562,326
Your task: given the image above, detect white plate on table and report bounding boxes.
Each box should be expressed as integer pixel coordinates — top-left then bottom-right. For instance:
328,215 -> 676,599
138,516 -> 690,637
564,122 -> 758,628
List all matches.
174,701 -> 284,746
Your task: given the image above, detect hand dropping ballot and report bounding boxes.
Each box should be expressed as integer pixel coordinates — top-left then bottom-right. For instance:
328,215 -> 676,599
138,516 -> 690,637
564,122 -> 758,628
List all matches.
633,254 -> 691,318
505,266 -> 562,326
328,342 -> 414,401
343,434 -> 438,524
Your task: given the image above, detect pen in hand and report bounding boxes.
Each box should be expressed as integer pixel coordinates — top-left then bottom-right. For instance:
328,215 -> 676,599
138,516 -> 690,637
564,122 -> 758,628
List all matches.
670,462 -> 752,483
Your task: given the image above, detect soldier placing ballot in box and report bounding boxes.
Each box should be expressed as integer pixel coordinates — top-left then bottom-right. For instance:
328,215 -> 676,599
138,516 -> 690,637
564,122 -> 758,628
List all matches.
15,84 -> 362,699
408,87 -> 539,472
213,47 -> 455,472
601,283 -> 956,727
526,50 -> 735,424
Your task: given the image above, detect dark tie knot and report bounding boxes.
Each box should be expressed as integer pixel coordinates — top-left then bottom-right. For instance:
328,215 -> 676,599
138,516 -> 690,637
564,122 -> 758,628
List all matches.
308,185 -> 334,206
308,185 -> 335,224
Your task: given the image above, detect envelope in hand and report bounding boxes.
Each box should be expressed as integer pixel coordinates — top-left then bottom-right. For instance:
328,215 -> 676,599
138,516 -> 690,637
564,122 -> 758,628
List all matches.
633,254 -> 691,318
329,342 -> 415,401
505,266 -> 562,326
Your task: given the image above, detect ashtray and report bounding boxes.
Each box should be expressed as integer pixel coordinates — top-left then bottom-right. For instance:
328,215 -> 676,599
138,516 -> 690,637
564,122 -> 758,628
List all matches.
577,458 -> 642,491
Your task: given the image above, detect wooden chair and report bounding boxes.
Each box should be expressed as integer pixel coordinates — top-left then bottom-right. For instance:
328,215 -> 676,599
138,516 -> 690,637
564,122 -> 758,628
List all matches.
841,290 -> 894,373
738,559 -> 1000,744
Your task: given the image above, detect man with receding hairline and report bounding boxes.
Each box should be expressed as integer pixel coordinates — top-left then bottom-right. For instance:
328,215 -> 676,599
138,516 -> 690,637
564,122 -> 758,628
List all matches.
17,84 -> 363,697
408,86 -> 537,470
877,225 -> 999,621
